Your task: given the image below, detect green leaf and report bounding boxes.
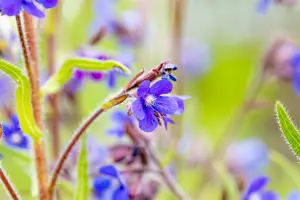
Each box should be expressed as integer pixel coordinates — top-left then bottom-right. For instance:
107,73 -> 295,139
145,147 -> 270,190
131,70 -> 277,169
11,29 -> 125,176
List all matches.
270,150 -> 300,188
275,101 -> 300,158
0,60 -> 42,140
75,134 -> 89,200
213,162 -> 239,200
40,58 -> 131,96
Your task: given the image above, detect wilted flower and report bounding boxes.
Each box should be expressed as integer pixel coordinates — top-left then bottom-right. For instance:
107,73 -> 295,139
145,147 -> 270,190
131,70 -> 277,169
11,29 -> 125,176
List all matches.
93,165 -> 129,200
243,176 -> 278,200
1,114 -> 29,149
107,111 -> 132,138
131,79 -> 179,132
226,138 -> 269,178
0,0 -> 58,18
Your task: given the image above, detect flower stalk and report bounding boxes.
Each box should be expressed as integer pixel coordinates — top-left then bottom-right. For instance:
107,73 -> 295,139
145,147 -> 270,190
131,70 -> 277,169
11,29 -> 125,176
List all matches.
0,166 -> 20,200
16,13 -> 49,200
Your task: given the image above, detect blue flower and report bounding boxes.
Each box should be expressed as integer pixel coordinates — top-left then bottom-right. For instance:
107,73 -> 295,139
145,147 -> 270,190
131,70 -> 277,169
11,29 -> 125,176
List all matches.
1,114 -> 29,149
243,176 -> 279,200
93,165 -> 129,200
286,190 -> 300,200
131,79 -> 179,132
226,138 -> 269,178
290,50 -> 300,95
0,0 -> 58,18
107,111 -> 132,138
256,0 -> 272,14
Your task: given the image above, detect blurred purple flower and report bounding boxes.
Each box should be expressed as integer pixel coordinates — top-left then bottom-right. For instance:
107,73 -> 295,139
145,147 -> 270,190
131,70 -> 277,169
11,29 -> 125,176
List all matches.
256,0 -> 297,14
131,79 -> 178,132
0,0 -> 58,18
290,50 -> 300,95
257,0 -> 272,14
66,136 -> 108,176
0,73 -> 15,108
93,165 -> 129,200
1,114 -> 29,149
180,41 -> 211,78
286,191 -> 300,200
107,111 -> 132,138
243,176 -> 278,200
226,138 -> 269,178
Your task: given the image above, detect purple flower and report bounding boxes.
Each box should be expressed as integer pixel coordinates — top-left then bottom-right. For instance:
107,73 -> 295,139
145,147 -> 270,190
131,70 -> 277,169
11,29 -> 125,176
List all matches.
180,41 -> 211,78
286,190 -> 300,200
67,136 -> 108,176
226,138 -> 269,178
93,165 -> 129,200
1,114 -> 29,149
256,0 -> 272,14
0,0 -> 58,18
256,0 -> 297,14
290,50 -> 300,95
243,176 -> 278,200
131,79 -> 178,132
107,111 -> 132,138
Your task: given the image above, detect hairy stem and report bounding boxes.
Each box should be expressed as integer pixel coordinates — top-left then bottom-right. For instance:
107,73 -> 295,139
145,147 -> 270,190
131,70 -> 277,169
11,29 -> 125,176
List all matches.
48,108 -> 104,197
17,13 -> 49,200
0,167 -> 19,200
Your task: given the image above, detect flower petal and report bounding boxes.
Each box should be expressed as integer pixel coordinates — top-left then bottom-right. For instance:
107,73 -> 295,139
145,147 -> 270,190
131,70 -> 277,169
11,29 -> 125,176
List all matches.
173,97 -> 185,115
243,176 -> 269,200
93,176 -> 112,197
150,79 -> 173,96
90,72 -> 103,81
132,98 -> 145,120
107,71 -> 117,89
23,2 -> 45,18
163,116 -> 175,130
99,165 -> 119,178
36,0 -> 58,8
286,191 -> 300,200
261,191 -> 279,200
0,0 -> 22,16
138,108 -> 158,132
137,80 -> 150,97
153,96 -> 178,115
112,186 -> 129,200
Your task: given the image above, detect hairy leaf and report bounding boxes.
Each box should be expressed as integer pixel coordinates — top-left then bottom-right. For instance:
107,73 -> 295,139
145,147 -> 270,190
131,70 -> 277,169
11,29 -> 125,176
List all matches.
40,58 -> 131,96
75,134 -> 89,200
275,101 -> 300,158
213,162 -> 239,200
0,60 -> 42,140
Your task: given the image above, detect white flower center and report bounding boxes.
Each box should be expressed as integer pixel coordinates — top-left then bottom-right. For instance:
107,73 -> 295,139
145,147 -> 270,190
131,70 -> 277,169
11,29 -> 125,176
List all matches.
11,133 -> 22,144
145,95 -> 156,106
249,193 -> 261,200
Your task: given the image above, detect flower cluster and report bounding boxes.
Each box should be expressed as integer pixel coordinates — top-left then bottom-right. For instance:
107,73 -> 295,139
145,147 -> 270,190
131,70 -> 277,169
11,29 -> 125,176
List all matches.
0,0 -> 58,18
